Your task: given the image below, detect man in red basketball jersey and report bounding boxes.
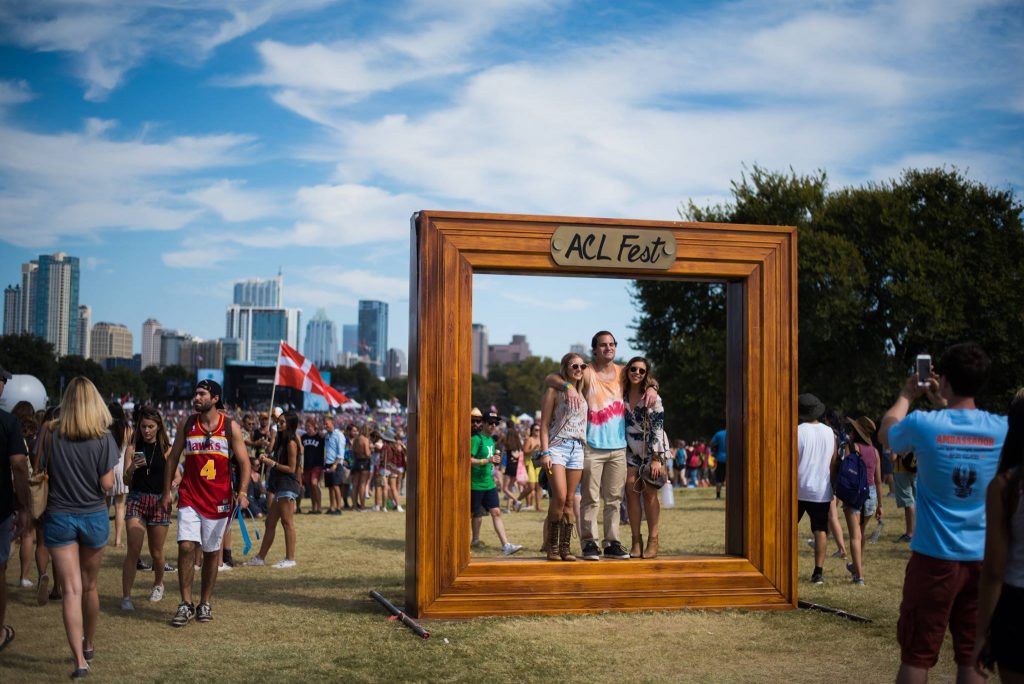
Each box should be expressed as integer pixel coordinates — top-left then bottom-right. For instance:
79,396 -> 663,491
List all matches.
161,380 -> 250,627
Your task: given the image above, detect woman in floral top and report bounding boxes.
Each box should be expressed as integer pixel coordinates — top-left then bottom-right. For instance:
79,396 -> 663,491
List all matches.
622,356 -> 666,559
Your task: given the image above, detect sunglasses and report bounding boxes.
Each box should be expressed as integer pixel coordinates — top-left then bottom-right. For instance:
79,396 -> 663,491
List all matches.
628,366 -> 647,375
569,363 -> 587,370
486,420 -> 500,426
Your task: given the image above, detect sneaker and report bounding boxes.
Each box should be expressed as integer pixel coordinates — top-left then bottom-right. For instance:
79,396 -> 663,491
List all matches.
120,596 -> 135,611
196,602 -> 213,623
272,559 -> 297,569
243,556 -> 265,567
37,574 -> 50,606
217,563 -> 233,572
501,543 -> 523,556
170,602 -> 195,627
831,550 -> 847,559
810,571 -> 824,584
846,562 -> 856,578
603,541 -> 631,560
149,584 -> 165,602
470,539 -> 483,548
805,538 -> 815,548
372,505 -> 380,512
136,559 -> 152,571
396,505 -> 405,512
896,534 -> 912,543
852,577 -> 866,586
581,540 -> 601,561
163,562 -> 175,572
20,577 -> 33,588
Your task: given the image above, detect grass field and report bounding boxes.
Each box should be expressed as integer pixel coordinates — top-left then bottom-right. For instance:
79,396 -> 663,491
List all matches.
1,488 -> 978,683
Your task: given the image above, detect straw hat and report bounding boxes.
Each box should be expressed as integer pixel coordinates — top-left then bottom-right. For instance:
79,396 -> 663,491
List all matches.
847,416 -> 877,445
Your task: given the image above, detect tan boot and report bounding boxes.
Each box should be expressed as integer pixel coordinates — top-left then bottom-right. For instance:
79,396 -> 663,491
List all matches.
644,533 -> 659,560
559,514 -> 577,561
545,517 -> 561,561
630,534 -> 644,558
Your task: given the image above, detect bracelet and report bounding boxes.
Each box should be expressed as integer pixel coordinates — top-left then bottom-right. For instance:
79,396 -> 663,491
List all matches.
540,450 -> 551,456
562,381 -> 570,391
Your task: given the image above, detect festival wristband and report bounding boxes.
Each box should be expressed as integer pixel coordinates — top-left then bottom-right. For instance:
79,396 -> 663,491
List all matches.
562,381 -> 571,391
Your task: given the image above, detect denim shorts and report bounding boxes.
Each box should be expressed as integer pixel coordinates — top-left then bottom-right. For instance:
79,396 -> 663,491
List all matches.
844,486 -> 879,517
548,439 -> 584,470
44,510 -> 110,549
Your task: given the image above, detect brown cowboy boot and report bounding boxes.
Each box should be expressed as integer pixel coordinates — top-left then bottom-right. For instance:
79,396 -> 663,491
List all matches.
630,533 -> 644,558
545,517 -> 561,561
644,533 -> 659,560
559,513 -> 577,561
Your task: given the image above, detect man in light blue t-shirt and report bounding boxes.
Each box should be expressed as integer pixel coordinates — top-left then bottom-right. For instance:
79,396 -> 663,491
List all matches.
880,342 -> 1007,683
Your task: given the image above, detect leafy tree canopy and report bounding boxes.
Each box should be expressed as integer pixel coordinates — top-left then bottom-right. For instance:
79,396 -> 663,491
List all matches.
632,166 -> 1024,438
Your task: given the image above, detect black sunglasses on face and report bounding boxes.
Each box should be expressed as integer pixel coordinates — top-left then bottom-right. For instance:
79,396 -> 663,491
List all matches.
569,363 -> 587,370
628,366 -> 647,375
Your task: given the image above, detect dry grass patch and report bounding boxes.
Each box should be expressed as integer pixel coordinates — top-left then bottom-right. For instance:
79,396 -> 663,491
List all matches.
1,489 -> 969,682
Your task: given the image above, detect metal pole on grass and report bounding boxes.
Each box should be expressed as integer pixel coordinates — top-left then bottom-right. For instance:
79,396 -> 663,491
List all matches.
370,590 -> 430,639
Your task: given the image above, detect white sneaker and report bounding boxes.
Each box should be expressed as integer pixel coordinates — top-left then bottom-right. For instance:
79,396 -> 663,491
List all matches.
396,505 -> 405,512
502,543 -> 523,556
243,556 -> 265,567
20,578 -> 33,588
149,584 -> 165,602
218,563 -> 233,572
272,559 -> 297,569
372,505 -> 380,512
120,596 -> 135,611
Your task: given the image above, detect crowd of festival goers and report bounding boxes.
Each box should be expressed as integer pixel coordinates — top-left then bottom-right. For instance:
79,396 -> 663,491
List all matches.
0,336 -> 1021,682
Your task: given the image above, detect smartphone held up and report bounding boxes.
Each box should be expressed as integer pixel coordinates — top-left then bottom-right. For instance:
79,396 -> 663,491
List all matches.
916,354 -> 931,387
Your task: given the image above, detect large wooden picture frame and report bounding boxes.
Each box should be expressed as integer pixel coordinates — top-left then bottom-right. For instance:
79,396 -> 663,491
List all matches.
405,211 -> 798,618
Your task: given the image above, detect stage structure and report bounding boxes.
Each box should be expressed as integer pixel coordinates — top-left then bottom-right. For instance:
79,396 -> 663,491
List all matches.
406,211 -> 798,618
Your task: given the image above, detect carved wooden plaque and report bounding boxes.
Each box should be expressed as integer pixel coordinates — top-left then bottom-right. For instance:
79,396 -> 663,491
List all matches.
550,225 -> 676,270
406,211 -> 798,618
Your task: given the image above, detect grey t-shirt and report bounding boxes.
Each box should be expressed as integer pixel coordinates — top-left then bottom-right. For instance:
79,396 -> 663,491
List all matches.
45,431 -> 120,514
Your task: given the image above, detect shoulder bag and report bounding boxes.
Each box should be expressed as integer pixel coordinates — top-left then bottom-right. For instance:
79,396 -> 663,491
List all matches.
29,423 -> 53,518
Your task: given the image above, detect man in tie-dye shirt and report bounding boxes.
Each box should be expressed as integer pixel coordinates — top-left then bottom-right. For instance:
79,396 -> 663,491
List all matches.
547,331 -> 655,561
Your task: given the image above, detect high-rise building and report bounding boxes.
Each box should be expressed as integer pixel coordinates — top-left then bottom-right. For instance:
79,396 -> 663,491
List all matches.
76,305 -> 91,358
90,322 -> 132,365
386,348 -> 407,379
471,323 -> 489,376
233,274 -> 283,308
159,330 -> 193,368
570,342 -> 587,358
181,338 -> 224,373
341,324 -> 358,356
489,334 -> 531,366
2,285 -> 19,335
357,300 -> 388,377
141,318 -> 162,369
33,253 -> 80,357
304,309 -> 337,367
225,305 -> 301,364
19,261 -> 37,335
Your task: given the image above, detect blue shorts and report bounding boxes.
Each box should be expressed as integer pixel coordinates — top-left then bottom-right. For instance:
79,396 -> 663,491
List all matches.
0,514 -> 12,564
548,439 -> 584,470
44,510 -> 110,549
273,491 -> 298,501
470,488 -> 500,516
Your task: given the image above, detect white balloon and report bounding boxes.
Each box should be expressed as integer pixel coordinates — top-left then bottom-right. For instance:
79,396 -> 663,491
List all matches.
0,374 -> 48,412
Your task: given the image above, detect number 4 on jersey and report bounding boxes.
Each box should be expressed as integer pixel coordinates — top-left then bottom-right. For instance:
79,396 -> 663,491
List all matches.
200,459 -> 216,480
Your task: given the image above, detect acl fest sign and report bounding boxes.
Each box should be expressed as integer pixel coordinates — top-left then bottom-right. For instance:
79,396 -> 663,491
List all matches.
550,225 -> 675,270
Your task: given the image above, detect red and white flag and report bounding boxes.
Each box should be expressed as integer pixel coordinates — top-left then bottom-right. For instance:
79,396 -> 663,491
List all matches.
275,342 -> 348,407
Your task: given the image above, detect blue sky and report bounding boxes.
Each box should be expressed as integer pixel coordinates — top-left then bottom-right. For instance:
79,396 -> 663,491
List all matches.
1,0 -> 1021,363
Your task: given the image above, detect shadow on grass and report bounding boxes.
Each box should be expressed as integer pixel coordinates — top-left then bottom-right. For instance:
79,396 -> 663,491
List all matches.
356,537 -> 406,552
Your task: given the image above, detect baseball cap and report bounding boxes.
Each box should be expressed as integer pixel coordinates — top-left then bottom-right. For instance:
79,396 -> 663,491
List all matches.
194,379 -> 224,408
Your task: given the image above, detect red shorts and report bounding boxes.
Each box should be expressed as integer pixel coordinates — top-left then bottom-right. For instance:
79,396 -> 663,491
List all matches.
897,552 -> 981,668
303,466 -> 323,488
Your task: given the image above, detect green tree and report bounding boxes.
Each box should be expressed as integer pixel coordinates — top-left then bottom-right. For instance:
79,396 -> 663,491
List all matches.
0,334 -> 58,397
105,367 -> 149,401
55,355 -> 106,398
632,166 -> 1024,433
473,356 -> 560,417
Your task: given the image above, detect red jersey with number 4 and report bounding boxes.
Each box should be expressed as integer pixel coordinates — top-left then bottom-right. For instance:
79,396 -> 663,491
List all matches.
178,413 -> 233,519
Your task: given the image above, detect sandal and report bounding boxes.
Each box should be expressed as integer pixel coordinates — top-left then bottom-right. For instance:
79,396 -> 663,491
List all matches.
0,624 -> 14,653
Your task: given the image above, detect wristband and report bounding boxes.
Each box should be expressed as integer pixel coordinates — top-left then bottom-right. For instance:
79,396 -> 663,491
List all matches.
540,450 -> 551,456
562,381 -> 570,391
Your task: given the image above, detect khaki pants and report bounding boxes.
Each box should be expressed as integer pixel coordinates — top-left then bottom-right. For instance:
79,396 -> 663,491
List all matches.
580,445 -> 626,546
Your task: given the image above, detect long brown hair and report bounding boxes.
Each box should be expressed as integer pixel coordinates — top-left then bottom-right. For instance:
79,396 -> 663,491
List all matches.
134,407 -> 171,455
621,356 -> 656,398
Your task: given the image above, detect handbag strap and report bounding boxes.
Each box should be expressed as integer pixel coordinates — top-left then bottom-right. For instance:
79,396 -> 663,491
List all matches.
35,422 -> 53,475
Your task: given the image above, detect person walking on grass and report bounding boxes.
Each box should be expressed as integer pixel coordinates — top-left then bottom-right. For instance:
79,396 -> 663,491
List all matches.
161,380 -> 250,628
469,409 -> 523,556
40,377 -> 119,678
245,411 -> 301,568
972,388 -> 1024,683
842,416 -> 884,586
880,343 -> 1006,684
120,407 -> 173,611
710,428 -> 727,499
796,393 -> 837,585
538,353 -> 588,561
0,364 -> 32,656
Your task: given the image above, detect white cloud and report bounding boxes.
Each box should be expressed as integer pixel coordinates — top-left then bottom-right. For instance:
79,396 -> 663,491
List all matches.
0,1 -> 338,100
162,245 -> 239,268
301,267 -> 408,301
225,183 -> 424,248
188,179 -> 281,222
0,79 -> 33,108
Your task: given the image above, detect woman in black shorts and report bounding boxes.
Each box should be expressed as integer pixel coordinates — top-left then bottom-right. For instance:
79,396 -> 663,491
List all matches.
120,407 -> 172,610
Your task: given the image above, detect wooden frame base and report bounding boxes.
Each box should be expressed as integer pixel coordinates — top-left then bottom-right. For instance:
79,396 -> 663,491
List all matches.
406,211 -> 798,618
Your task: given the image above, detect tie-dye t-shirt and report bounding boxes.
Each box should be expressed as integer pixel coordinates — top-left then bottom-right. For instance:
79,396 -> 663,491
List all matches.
583,363 -> 626,449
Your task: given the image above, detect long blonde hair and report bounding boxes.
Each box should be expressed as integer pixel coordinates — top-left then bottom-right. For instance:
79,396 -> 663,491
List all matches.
57,377 -> 112,441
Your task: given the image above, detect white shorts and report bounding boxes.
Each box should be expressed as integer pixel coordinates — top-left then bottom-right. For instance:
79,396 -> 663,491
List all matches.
177,506 -> 229,552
